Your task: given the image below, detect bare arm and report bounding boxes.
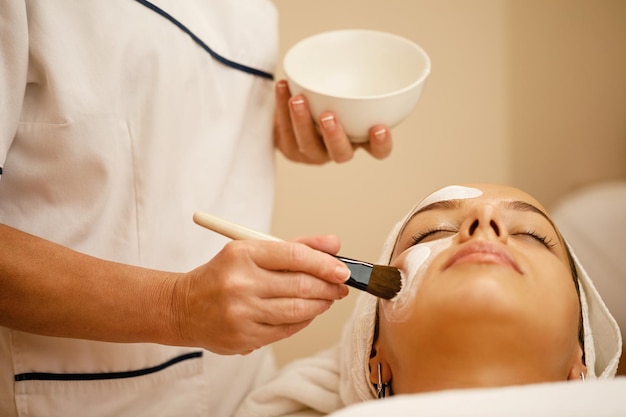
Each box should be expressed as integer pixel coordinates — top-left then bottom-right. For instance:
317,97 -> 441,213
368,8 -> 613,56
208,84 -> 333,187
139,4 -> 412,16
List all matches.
0,223 -> 177,344
0,224 -> 349,354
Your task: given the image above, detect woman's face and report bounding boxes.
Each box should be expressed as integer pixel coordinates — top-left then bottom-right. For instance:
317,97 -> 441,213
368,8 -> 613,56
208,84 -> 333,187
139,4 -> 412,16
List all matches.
370,184 -> 586,394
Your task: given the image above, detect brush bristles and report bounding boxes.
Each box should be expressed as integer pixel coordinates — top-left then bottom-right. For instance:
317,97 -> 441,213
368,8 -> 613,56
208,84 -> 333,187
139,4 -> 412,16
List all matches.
366,265 -> 402,300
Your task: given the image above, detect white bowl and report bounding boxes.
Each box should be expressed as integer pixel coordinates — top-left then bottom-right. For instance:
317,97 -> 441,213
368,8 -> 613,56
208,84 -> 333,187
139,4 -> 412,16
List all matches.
283,29 -> 431,143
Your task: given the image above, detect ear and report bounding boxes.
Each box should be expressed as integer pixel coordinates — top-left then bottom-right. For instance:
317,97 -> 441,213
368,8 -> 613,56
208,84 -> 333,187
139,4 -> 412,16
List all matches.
566,345 -> 587,381
368,337 -> 392,385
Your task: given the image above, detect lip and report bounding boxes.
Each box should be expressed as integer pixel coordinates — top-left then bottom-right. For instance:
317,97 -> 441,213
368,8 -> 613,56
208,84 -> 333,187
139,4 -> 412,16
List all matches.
444,241 -> 522,274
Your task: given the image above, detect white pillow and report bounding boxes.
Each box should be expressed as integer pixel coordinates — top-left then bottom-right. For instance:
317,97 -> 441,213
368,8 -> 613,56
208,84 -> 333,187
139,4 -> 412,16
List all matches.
329,378 -> 626,417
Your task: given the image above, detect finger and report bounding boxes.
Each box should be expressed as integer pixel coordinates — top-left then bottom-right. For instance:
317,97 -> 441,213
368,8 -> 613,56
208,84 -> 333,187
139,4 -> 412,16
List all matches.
255,270 -> 349,300
224,240 -> 350,284
247,319 -> 314,348
317,112 -> 356,163
222,301 -> 330,351
273,81 -> 301,159
255,297 -> 335,326
288,95 -> 329,163
360,125 -> 392,160
216,301 -> 324,353
293,234 -> 341,255
245,240 -> 350,284
271,319 -> 312,340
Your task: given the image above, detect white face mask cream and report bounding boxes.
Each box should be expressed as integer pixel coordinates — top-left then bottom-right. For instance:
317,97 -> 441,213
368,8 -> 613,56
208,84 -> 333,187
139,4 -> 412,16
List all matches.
415,185 -> 483,212
380,185 -> 483,322
381,237 -> 452,322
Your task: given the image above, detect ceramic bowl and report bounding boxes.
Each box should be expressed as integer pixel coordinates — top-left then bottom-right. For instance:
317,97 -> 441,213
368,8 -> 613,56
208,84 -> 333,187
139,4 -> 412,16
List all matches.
283,29 -> 431,142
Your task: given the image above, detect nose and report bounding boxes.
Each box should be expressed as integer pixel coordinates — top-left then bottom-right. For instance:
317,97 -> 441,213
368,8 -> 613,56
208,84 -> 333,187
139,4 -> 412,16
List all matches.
459,204 -> 508,243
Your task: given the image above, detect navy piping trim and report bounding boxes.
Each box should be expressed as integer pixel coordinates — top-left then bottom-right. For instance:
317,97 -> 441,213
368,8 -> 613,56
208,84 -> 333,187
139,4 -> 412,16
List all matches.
133,0 -> 274,81
14,351 -> 203,382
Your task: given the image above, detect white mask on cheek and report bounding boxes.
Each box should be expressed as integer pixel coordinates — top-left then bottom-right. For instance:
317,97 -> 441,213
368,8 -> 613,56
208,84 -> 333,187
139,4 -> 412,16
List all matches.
380,185 -> 483,323
381,236 -> 454,322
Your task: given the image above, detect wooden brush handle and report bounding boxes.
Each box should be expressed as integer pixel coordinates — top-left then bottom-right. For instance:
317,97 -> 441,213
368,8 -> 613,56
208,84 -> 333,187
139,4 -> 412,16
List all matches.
193,211 -> 282,242
193,211 -> 400,300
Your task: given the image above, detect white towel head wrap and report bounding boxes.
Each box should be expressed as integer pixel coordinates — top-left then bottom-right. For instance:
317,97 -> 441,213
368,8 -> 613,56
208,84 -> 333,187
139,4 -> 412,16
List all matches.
338,185 -> 622,405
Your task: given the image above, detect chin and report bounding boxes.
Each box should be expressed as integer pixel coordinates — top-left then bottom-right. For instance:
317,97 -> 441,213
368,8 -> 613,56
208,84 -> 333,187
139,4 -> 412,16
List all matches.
436,267 -> 526,318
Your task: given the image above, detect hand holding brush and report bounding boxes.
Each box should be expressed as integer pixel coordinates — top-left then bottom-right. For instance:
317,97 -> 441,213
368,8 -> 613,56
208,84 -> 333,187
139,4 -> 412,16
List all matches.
193,211 -> 402,300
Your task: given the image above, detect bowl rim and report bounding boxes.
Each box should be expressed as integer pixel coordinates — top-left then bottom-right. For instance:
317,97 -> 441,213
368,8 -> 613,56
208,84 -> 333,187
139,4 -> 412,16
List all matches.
283,29 -> 432,100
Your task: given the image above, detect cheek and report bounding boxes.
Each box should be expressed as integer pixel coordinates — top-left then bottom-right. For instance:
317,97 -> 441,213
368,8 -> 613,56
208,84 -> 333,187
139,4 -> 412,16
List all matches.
534,261 -> 581,318
381,237 -> 453,322
523,249 -> 576,297
521,254 -> 582,343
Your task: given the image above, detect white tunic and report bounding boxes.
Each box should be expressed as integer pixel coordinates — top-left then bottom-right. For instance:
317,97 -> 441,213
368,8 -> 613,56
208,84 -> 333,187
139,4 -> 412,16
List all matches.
0,1 -> 278,415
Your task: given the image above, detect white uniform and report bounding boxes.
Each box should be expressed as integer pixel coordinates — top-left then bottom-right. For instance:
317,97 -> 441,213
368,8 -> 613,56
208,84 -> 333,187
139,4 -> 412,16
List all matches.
0,1 -> 278,415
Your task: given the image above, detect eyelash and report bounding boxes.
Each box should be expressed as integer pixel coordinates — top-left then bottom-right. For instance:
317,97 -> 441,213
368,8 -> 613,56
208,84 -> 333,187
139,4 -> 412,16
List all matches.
514,230 -> 557,249
411,228 -> 557,250
411,227 -> 455,245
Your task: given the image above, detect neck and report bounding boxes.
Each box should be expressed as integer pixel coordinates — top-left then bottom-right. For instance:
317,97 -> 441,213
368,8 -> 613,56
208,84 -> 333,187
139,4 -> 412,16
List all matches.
394,358 -> 547,394
390,336 -> 565,394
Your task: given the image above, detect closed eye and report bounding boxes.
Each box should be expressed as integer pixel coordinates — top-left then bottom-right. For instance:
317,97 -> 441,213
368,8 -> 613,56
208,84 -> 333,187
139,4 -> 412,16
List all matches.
513,231 -> 557,249
411,228 -> 456,245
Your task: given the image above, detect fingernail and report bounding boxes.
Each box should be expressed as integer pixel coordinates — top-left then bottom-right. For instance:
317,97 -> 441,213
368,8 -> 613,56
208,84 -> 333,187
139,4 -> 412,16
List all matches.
290,97 -> 305,114
335,265 -> 351,282
339,285 -> 350,299
373,128 -> 387,142
276,80 -> 288,90
320,115 -> 336,130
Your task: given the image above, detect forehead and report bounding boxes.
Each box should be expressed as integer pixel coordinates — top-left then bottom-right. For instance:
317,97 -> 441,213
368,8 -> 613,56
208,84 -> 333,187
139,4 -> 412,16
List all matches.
417,184 -> 548,213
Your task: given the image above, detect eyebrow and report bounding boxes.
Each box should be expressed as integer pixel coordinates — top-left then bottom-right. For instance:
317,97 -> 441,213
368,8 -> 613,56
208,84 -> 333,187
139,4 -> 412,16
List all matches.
414,199 -> 461,216
502,200 -> 556,230
402,199 -> 460,228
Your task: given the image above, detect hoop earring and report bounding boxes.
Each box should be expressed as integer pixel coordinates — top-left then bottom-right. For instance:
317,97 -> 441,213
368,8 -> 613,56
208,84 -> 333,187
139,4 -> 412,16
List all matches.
377,362 -> 390,399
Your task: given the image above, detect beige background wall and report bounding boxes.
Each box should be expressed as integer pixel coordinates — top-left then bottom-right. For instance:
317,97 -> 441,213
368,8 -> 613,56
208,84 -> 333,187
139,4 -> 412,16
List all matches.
270,0 -> 626,367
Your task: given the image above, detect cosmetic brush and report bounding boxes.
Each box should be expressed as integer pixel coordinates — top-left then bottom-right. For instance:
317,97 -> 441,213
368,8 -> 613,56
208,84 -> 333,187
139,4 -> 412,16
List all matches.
192,211 -> 402,300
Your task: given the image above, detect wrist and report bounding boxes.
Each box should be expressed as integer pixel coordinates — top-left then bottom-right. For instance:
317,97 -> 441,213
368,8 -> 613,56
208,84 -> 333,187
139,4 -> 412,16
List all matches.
152,272 -> 189,347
